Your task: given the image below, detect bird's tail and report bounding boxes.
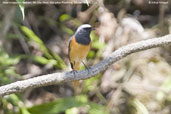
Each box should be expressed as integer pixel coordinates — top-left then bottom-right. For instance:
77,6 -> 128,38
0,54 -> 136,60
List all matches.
72,62 -> 81,90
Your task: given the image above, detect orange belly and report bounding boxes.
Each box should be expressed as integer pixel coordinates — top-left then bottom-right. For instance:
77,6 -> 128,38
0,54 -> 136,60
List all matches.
69,37 -> 91,70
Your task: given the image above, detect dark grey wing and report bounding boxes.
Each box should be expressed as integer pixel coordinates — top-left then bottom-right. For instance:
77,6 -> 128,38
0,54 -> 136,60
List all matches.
68,36 -> 74,69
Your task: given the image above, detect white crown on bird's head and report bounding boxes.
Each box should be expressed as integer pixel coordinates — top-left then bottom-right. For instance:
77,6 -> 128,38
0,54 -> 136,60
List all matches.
75,24 -> 92,35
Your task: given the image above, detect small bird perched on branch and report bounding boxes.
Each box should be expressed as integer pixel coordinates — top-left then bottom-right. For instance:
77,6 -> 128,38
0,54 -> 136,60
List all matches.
68,24 -> 94,91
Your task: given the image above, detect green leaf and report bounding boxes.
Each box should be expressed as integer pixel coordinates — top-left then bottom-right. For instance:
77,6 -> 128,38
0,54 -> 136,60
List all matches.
90,31 -> 98,42
27,95 -> 88,114
59,14 -> 71,22
92,41 -> 106,50
32,56 -> 57,65
20,108 -> 31,114
156,77 -> 171,101
9,94 -> 31,114
87,50 -> 95,59
21,26 -> 66,69
65,107 -> 79,114
133,98 -> 149,114
61,24 -> 74,35
27,95 -> 108,114
0,49 -> 21,84
88,102 -> 108,114
32,56 -> 50,64
16,0 -> 25,20
21,26 -> 53,59
83,74 -> 102,93
9,94 -> 21,106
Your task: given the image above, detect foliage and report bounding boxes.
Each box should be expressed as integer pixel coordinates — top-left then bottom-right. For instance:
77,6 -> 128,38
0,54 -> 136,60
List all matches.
0,49 -> 21,85
21,26 -> 66,69
27,95 -> 108,114
16,0 -> 25,20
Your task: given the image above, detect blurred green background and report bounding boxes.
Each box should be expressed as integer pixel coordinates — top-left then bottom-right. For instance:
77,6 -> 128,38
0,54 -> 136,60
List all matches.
0,0 -> 171,114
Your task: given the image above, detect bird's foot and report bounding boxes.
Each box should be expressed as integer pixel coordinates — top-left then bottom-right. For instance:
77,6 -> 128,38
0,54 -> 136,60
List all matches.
82,61 -> 90,75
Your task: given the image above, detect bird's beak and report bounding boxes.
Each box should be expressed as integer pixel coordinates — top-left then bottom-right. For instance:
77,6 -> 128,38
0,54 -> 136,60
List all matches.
91,28 -> 96,30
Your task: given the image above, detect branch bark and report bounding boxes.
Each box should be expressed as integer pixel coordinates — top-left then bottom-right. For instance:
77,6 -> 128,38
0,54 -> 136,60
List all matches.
0,34 -> 171,96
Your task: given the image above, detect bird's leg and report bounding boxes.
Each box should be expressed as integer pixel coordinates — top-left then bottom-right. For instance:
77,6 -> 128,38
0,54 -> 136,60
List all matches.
72,69 -> 77,77
82,61 -> 90,74
71,61 -> 77,77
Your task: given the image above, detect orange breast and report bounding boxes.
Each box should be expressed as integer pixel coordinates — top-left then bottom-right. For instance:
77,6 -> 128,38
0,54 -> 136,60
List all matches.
69,37 -> 91,64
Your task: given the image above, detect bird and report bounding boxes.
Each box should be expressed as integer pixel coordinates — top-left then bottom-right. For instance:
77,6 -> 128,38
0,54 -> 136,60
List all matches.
68,24 -> 94,90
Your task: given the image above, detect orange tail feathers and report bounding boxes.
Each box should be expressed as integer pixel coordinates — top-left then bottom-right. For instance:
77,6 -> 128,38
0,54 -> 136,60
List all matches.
72,62 -> 81,92
72,81 -> 80,87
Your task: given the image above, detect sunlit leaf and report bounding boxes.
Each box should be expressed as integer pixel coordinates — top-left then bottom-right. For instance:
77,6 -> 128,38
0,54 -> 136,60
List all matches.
21,26 -> 66,69
32,56 -> 50,64
16,0 -> 25,20
20,26 -> 53,59
61,24 -> 74,35
85,0 -> 89,6
27,95 -> 108,114
88,102 -> 108,114
27,95 -> 88,114
87,50 -> 95,58
66,107 -> 79,114
156,77 -> 171,101
133,98 -> 149,114
9,94 -> 31,114
92,41 -> 106,50
83,74 -> 102,93
59,14 -> 71,22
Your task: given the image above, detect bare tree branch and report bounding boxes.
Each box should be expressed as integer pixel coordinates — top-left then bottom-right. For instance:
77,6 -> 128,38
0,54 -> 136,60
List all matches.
0,34 -> 171,96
